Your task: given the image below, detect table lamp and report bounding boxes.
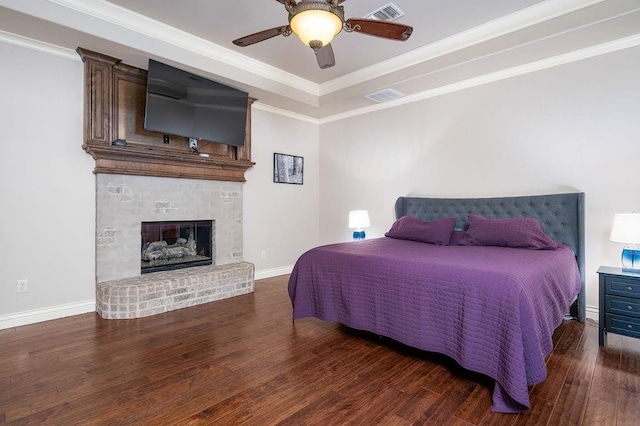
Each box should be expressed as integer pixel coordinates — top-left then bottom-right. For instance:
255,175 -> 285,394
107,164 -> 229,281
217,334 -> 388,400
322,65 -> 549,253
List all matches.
349,210 -> 370,241
610,213 -> 640,271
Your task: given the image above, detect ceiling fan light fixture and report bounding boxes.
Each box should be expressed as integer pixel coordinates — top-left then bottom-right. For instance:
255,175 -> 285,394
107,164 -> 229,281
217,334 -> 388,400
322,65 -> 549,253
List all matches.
233,0 -> 413,69
289,3 -> 344,49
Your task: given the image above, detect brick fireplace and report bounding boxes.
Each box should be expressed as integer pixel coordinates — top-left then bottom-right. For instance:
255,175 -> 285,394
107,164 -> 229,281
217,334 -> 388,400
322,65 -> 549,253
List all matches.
78,49 -> 256,319
94,174 -> 254,319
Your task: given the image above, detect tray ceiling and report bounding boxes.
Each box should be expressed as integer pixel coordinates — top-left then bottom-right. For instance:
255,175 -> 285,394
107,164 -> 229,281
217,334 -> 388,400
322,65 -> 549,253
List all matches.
0,0 -> 639,120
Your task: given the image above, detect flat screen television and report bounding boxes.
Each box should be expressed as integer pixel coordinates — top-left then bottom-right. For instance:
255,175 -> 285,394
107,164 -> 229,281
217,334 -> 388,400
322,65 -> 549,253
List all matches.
144,59 -> 249,147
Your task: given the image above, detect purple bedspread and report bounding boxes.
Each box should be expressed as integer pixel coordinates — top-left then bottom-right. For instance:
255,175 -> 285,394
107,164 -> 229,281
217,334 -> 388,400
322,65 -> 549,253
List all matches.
287,237 -> 581,413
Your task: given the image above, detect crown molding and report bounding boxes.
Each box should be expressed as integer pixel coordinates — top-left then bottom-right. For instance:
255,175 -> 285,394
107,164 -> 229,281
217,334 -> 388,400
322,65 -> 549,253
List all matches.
4,23 -> 639,127
253,102 -> 320,124
39,0 -> 605,99
318,32 -> 640,124
3,0 -> 638,126
48,0 -> 320,96
319,0 -> 606,96
0,29 -> 79,60
5,23 -> 640,125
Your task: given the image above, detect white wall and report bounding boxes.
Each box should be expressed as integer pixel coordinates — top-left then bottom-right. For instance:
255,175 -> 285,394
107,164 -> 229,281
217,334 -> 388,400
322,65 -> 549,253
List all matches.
319,45 -> 640,319
0,43 -> 96,320
244,108 -> 320,277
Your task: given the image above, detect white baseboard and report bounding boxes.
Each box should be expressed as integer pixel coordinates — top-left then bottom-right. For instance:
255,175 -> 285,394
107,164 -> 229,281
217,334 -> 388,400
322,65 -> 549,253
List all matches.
0,300 -> 95,330
585,304 -> 599,322
0,265 -> 294,330
0,276 -> 600,329
255,265 -> 294,281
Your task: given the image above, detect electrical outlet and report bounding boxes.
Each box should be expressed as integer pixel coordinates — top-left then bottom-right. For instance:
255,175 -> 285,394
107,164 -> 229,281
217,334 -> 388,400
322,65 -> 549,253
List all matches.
17,279 -> 28,293
261,251 -> 267,259
189,138 -> 198,150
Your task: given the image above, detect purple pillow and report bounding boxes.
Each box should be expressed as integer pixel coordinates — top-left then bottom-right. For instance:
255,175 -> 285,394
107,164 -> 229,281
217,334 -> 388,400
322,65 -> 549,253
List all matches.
385,216 -> 457,245
458,215 -> 558,250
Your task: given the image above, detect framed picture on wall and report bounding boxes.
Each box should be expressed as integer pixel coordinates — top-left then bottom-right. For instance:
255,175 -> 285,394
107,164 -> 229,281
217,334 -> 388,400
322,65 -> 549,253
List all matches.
273,153 -> 304,185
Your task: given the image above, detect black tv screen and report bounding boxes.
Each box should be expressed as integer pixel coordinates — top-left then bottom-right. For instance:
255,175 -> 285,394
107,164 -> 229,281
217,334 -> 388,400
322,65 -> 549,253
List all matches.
144,59 -> 248,147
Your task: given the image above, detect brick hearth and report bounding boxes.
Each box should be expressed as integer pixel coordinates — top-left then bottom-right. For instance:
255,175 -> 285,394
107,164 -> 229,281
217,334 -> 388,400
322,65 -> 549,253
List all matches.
96,262 -> 254,319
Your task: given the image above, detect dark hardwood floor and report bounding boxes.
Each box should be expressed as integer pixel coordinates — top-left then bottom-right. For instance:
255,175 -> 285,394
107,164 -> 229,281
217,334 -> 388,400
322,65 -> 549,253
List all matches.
1,275 -> 639,425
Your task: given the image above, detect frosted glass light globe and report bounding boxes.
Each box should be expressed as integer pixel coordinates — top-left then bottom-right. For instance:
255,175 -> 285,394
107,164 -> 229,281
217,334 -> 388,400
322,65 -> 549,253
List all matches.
290,9 -> 342,48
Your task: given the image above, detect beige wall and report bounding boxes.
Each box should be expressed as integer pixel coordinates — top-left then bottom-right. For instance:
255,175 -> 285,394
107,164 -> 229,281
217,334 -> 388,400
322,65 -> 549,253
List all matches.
318,45 -> 640,319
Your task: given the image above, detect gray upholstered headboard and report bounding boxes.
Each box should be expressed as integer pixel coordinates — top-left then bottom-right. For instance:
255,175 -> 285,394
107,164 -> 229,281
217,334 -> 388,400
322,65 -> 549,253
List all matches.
394,192 -> 586,322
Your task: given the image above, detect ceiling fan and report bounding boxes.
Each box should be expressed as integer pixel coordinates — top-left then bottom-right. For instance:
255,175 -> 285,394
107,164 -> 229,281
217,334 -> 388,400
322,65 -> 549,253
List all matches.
232,0 -> 413,69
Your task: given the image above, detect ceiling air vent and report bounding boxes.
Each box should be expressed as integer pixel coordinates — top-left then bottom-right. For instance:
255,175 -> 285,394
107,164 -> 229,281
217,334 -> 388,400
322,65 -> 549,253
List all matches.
365,88 -> 406,103
363,3 -> 405,22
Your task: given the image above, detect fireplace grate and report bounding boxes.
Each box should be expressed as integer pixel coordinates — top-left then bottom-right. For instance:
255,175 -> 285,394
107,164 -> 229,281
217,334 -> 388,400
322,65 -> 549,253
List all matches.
141,220 -> 213,274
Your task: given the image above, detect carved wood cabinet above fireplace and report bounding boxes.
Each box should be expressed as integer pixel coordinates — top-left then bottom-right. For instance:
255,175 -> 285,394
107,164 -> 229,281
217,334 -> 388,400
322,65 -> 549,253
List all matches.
77,48 -> 255,182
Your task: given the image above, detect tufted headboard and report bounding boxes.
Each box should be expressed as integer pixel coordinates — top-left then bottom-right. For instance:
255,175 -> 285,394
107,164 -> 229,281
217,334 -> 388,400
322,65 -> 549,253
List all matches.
394,192 -> 586,322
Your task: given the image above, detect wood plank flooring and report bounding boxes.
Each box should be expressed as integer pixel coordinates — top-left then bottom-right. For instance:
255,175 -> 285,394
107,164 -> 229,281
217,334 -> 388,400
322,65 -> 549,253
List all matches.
1,275 -> 639,425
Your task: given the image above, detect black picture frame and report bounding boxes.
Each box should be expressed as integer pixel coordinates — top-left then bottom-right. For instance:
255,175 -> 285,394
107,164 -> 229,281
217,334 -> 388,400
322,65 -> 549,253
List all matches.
273,153 -> 304,185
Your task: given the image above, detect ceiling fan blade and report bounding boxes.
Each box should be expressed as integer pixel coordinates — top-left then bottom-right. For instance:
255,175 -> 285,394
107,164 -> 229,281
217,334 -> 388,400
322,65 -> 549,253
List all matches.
315,43 -> 335,69
345,19 -> 413,41
233,25 -> 290,47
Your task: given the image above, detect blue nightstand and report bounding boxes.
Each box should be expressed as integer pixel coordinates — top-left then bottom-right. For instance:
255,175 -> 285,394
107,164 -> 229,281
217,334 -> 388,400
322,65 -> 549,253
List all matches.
597,266 -> 640,345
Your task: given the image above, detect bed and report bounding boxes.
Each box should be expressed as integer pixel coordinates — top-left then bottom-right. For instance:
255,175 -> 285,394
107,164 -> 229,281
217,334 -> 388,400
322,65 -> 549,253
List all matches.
287,192 -> 585,413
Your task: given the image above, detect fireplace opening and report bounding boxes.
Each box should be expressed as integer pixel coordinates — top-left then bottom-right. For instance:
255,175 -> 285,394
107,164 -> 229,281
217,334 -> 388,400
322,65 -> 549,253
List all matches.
141,220 -> 213,274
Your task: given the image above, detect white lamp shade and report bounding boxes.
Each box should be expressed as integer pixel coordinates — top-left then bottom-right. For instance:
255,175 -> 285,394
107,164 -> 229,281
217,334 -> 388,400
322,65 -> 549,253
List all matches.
290,9 -> 342,47
610,213 -> 640,244
349,210 -> 370,229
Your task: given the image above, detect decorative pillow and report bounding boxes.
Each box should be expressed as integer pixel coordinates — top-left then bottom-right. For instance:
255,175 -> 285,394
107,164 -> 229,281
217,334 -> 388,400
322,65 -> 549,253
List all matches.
458,215 -> 558,250
385,216 -> 457,245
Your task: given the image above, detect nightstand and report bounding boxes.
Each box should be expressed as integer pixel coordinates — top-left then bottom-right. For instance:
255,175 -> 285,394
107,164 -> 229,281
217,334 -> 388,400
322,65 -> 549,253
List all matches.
597,266 -> 640,345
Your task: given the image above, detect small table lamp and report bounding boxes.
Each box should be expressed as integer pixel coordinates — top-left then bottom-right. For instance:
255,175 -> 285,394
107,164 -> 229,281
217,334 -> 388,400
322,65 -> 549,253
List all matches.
610,213 -> 640,271
349,210 -> 370,241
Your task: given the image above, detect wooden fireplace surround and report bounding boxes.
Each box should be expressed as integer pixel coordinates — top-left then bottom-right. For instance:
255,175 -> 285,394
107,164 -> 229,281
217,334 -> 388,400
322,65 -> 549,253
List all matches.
77,48 -> 255,182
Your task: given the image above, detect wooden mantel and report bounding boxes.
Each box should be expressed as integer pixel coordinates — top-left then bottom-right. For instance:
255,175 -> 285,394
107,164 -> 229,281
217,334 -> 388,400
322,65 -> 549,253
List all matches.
77,48 -> 255,182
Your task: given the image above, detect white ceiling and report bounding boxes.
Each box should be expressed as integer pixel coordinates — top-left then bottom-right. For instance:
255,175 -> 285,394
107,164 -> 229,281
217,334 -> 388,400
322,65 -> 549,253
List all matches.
1,0 -> 639,120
